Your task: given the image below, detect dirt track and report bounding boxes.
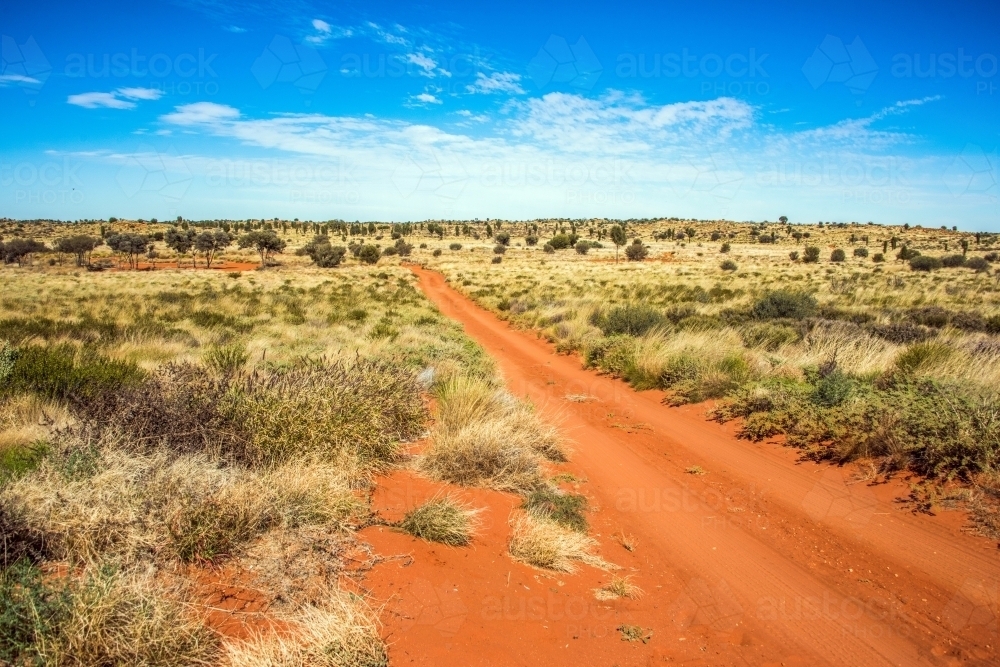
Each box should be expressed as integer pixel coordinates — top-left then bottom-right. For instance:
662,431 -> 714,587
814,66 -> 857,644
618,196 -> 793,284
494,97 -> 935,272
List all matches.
366,266 -> 999,666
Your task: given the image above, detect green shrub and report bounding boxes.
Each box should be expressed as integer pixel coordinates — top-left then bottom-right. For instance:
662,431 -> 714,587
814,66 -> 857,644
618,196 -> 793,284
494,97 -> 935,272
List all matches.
750,290 -> 817,320
432,248 -> 442,257
965,256 -> 989,272
491,256 -> 502,264
720,242 -> 731,253
493,244 -> 506,255
803,246 -> 821,263
449,243 -> 462,251
203,343 -> 249,374
358,245 -> 381,264
624,241 -> 649,261
853,247 -> 868,258
547,234 -> 576,250
909,255 -> 942,271
895,342 -> 953,374
720,259 -> 737,271
543,243 -> 555,254
591,305 -> 666,336
941,254 -> 966,268
872,252 -> 885,262
830,248 -> 846,262
522,487 -> 587,532
2,344 -> 145,404
740,322 -> 799,351
575,241 -> 590,255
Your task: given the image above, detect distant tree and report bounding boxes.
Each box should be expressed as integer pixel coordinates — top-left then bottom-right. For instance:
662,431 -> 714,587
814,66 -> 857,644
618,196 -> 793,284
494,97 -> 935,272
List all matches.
609,225 -> 627,263
238,230 -> 286,267
54,235 -> 99,266
3,238 -> 48,266
778,216 -> 788,224
105,233 -> 149,269
164,226 -> 194,267
193,230 -> 231,268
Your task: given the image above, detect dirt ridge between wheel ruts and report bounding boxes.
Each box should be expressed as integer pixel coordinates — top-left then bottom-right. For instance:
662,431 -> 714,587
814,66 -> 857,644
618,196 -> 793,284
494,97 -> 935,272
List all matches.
381,265 -> 1000,666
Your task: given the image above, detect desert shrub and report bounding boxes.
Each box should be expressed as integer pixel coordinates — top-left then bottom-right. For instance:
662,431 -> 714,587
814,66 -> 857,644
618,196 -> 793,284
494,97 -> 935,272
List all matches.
966,256 -> 990,272
575,241 -> 590,255
595,575 -> 644,601
853,247 -> 869,258
525,235 -> 538,246
508,513 -> 609,573
491,256 -> 502,264
432,248 -> 442,257
493,244 -> 506,255
868,322 -> 935,344
300,238 -> 347,267
750,290 -> 817,320
448,243 -> 462,251
591,304 -> 666,336
720,259 -> 737,271
788,251 -> 799,261
624,241 -> 648,261
381,246 -> 398,256
80,359 -> 425,467
357,245 -> 380,265
1,446 -> 359,564
583,335 -> 637,378
898,246 -> 921,261
2,344 -> 145,404
908,306 -> 951,328
895,342 -> 953,374
830,248 -> 846,262
941,254 -> 966,268
495,232 -> 510,246
0,562 -> 219,666
740,322 -> 800,351
720,242 -> 731,253
398,496 -> 478,546
543,243 -> 555,254
421,376 -> 562,493
203,343 -> 249,374
873,252 -> 885,262
522,487 -> 587,532
547,234 -> 576,250
803,246 -> 821,263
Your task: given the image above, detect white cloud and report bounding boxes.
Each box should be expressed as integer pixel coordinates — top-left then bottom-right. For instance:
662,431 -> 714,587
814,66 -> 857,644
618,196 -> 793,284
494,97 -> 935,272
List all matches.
413,93 -> 442,105
0,73 -> 41,86
467,71 -> 525,95
117,87 -> 163,101
149,92 -> 969,225
407,52 -> 437,77
67,87 -> 164,109
305,17 -> 350,44
224,25 -> 246,33
161,102 -> 240,125
68,92 -> 136,109
312,19 -> 331,33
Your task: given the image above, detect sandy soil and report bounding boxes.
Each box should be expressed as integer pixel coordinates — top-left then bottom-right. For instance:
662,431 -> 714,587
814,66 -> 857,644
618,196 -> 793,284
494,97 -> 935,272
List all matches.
357,265 -> 1000,666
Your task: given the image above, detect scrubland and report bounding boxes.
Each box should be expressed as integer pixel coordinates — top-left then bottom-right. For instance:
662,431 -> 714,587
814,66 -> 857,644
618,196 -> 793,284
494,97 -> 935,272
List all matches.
3,215 -> 998,662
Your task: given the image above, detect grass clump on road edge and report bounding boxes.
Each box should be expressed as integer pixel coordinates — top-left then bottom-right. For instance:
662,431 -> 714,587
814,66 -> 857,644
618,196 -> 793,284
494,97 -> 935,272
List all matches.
522,486 -> 588,532
421,375 -> 564,493
398,495 -> 479,546
594,575 -> 644,600
508,512 -> 611,573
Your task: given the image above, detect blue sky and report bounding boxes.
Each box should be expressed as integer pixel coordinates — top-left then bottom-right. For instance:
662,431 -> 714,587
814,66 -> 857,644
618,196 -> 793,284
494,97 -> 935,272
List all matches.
2,0 -> 999,228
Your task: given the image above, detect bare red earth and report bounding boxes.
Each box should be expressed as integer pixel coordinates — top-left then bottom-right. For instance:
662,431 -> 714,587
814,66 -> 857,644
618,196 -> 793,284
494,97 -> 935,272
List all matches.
360,266 -> 1000,666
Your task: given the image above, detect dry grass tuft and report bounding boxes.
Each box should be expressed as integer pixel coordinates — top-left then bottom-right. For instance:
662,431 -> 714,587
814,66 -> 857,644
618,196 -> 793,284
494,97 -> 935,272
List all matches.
221,597 -> 387,667
594,575 -> 644,600
398,495 -> 480,546
507,512 -> 612,573
0,562 -> 218,666
0,444 -> 361,565
421,375 -> 563,493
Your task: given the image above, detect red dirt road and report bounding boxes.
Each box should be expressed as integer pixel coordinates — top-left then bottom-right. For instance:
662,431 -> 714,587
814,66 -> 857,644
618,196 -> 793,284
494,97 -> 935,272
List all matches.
372,265 -> 1000,666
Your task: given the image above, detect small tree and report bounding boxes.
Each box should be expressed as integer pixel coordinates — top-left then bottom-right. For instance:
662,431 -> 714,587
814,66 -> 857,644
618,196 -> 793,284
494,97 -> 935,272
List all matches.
54,235 -> 99,266
193,230 -> 231,269
609,225 -> 627,263
164,227 -> 194,267
105,233 -> 149,269
2,239 -> 48,266
299,237 -> 347,267
238,230 -> 286,267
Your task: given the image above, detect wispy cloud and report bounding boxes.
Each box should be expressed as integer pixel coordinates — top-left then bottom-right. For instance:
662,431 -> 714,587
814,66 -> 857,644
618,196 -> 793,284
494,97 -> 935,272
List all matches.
67,87 -> 164,109
0,73 -> 42,86
467,71 -> 524,95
